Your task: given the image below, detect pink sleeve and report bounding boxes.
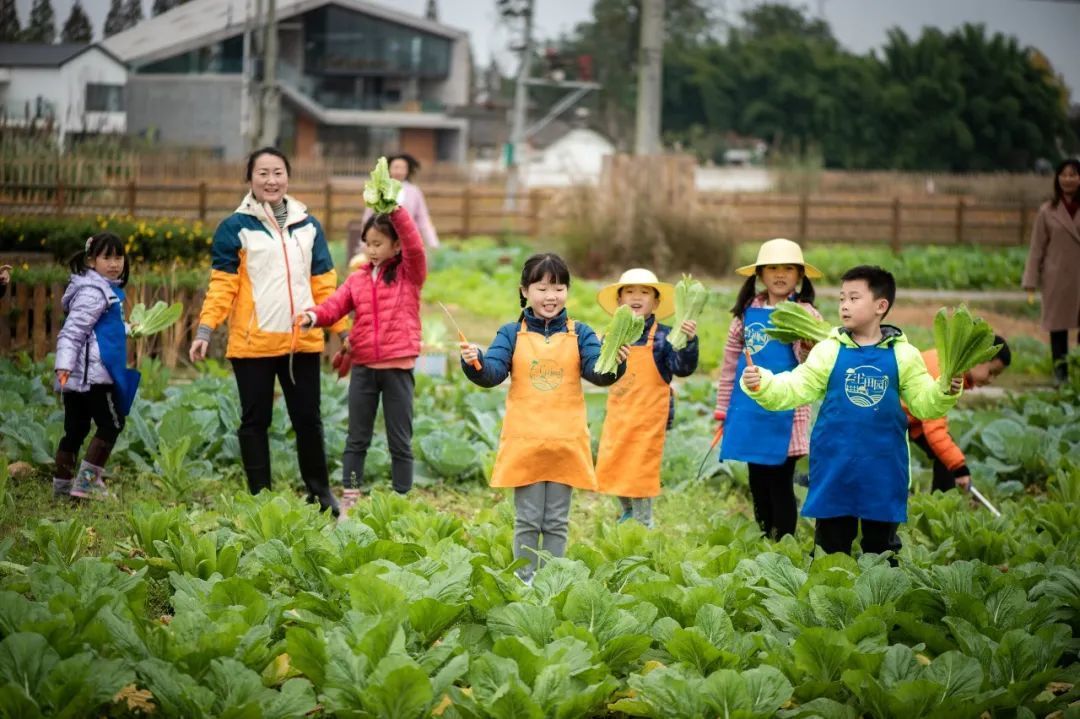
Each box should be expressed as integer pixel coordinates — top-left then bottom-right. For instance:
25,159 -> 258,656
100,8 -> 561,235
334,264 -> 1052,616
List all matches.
715,316 -> 744,419
389,206 -> 427,287
312,274 -> 357,327
411,186 -> 440,248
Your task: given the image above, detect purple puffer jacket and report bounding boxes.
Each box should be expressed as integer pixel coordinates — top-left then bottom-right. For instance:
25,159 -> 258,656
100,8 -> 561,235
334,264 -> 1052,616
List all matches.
54,271 -> 121,392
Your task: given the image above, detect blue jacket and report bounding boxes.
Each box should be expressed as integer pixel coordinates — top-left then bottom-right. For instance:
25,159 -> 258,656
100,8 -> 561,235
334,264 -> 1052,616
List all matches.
462,308 -> 625,387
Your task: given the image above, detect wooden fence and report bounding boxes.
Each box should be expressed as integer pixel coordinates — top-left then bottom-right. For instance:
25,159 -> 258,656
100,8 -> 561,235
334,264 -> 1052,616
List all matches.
0,179 -> 1039,250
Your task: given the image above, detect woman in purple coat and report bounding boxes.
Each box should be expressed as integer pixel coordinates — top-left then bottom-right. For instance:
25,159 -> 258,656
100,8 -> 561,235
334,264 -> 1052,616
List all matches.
52,233 -> 140,500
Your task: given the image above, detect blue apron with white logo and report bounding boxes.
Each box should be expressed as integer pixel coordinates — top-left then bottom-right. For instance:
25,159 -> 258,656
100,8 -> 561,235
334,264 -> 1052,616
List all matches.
720,306 -> 798,466
803,342 -> 908,522
95,285 -> 140,416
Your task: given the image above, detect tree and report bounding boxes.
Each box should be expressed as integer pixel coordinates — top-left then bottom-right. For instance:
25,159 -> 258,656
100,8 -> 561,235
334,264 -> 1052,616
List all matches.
0,0 -> 20,41
104,0 -> 126,36
23,0 -> 56,43
124,0 -> 144,27
61,1 -> 92,43
424,0 -> 438,21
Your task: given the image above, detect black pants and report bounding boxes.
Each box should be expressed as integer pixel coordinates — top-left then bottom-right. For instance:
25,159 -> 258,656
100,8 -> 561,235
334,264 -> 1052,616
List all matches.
343,366 -> 414,493
747,457 -> 798,539
912,435 -> 955,492
56,386 -> 125,476
231,353 -> 331,500
1050,330 -> 1079,381
815,516 -> 901,557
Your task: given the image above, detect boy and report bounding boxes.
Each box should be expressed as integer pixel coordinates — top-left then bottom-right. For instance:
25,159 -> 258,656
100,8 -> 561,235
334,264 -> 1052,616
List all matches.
908,336 -> 1010,492
594,268 -> 699,528
741,265 -> 963,557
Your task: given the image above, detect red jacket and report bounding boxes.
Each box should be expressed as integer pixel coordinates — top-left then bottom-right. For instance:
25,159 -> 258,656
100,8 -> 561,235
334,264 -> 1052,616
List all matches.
311,206 -> 426,365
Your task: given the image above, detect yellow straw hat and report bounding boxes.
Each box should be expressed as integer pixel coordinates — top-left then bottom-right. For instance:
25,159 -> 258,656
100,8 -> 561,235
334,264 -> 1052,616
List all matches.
735,238 -> 822,279
596,268 -> 676,318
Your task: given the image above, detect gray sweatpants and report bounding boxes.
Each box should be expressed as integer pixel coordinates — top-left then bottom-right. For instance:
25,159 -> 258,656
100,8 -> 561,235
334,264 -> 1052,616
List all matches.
513,481 -> 573,581
618,496 -> 654,528
343,366 -> 414,493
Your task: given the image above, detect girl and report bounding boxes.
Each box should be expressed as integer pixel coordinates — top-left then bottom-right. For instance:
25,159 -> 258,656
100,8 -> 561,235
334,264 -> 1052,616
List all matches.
715,238 -> 822,539
459,253 -> 630,583
298,205 -> 426,516
594,268 -> 699,528
53,233 -> 141,500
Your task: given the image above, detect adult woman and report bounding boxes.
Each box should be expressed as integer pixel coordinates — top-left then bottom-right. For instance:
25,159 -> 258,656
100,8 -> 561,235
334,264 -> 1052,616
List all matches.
1022,158 -> 1080,385
189,147 -> 348,514
359,152 -> 439,252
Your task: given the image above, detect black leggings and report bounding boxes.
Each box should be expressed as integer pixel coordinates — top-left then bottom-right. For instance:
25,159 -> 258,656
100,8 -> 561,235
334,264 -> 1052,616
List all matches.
747,457 -> 798,539
1050,330 -> 1079,378
815,516 -> 901,558
56,386 -> 125,477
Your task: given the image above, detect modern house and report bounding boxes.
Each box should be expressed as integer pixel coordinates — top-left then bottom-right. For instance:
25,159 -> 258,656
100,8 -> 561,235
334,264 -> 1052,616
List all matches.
102,0 -> 471,163
0,43 -> 128,145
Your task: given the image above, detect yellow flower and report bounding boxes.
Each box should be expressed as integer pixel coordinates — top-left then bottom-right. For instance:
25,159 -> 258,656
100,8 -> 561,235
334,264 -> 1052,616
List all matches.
165,231 -> 173,239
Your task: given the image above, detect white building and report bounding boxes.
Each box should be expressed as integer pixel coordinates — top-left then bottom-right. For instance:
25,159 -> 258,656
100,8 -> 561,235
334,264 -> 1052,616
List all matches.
0,43 -> 128,145
522,127 -> 616,188
103,0 -> 471,163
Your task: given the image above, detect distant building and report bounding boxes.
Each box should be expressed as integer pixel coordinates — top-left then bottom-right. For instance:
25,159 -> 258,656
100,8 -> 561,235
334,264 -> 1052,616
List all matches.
103,0 -> 470,162
0,43 -> 128,146
523,125 -> 615,187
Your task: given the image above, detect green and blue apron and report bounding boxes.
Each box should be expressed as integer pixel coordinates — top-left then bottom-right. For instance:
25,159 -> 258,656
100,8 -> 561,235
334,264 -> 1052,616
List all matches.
94,285 -> 140,416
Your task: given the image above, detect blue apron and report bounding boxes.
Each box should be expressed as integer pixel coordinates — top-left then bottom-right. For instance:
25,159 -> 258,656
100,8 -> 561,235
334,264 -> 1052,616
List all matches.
720,306 -> 798,466
94,285 -> 140,416
803,342 -> 908,523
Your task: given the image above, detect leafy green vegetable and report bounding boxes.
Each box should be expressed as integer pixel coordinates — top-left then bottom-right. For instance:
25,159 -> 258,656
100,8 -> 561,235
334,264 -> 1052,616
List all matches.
667,274 -> 709,350
933,304 -> 1002,393
765,301 -> 832,344
129,301 -> 183,338
597,305 -> 645,375
362,156 -> 403,214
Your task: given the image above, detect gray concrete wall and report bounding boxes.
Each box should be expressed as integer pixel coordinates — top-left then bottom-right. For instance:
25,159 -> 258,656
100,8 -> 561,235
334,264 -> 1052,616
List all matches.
127,75 -> 246,159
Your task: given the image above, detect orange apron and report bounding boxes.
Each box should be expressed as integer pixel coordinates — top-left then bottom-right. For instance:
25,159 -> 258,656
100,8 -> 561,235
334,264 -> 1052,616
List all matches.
595,323 -> 669,498
490,319 -> 597,490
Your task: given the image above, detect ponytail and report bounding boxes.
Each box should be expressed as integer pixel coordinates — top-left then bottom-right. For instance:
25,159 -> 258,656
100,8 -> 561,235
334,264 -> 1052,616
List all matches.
729,274 -> 758,318
795,275 -> 816,306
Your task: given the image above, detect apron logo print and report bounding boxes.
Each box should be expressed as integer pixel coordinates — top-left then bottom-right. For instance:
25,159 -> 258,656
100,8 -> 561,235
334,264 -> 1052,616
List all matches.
844,365 -> 888,407
612,371 -> 636,397
529,359 -> 563,391
744,322 -> 771,355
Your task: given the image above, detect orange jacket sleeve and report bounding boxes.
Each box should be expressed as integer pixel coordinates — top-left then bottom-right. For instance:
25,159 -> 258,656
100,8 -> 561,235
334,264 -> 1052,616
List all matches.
908,349 -> 967,471
311,269 -> 350,335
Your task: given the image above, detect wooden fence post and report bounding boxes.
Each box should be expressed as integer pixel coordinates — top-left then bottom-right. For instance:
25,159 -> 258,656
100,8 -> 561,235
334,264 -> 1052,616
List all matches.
55,179 -> 66,214
324,182 -> 333,236
1018,200 -> 1028,246
954,198 -> 965,244
198,182 -> 208,221
890,197 -> 902,254
461,185 -> 472,239
32,284 -> 47,360
797,193 -> 809,244
127,180 -> 137,216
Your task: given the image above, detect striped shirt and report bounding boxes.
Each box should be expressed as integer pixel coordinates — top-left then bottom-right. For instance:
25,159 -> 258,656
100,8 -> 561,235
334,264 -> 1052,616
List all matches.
715,294 -> 821,458
270,200 -> 288,229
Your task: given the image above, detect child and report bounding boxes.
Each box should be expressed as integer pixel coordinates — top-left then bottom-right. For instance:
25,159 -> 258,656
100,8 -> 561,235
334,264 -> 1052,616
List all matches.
298,206 -> 426,516
908,336 -> 1010,492
716,238 -> 822,540
459,253 -> 629,583
741,265 -> 963,557
52,233 -> 141,500
594,268 -> 699,528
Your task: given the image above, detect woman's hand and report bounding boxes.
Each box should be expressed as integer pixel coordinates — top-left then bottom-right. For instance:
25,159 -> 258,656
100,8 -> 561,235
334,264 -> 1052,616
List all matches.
189,339 -> 209,363
680,319 -> 697,340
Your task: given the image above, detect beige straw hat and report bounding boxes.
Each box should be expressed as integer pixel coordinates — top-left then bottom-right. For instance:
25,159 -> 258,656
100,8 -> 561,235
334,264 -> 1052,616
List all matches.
735,238 -> 822,278
596,268 -> 676,318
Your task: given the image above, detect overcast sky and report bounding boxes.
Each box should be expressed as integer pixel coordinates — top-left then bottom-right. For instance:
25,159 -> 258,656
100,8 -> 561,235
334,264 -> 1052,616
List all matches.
16,0 -> 1080,97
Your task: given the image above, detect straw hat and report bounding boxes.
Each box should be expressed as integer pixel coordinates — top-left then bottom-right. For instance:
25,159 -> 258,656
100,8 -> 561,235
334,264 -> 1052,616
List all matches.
596,268 -> 676,318
735,238 -> 822,278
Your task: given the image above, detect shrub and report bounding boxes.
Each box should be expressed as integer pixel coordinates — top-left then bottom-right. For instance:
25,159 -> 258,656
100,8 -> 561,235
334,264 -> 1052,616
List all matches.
0,214 -> 214,264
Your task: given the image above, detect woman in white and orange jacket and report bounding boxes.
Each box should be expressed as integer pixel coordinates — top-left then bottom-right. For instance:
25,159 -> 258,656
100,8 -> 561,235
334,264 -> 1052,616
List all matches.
189,147 -> 348,515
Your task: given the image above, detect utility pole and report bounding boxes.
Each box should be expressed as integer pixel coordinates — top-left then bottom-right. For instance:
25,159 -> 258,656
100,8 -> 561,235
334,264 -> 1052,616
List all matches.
258,0 -> 279,148
503,0 -> 534,210
634,0 -> 664,156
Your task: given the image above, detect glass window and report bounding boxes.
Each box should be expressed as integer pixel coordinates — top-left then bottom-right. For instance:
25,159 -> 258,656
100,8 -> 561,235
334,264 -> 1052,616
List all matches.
137,35 -> 244,74
303,6 -> 451,78
86,84 -> 125,112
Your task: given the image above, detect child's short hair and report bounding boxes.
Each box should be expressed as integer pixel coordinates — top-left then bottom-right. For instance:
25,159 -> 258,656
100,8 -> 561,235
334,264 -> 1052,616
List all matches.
841,265 -> 895,317
68,232 -> 129,287
992,335 -> 1011,367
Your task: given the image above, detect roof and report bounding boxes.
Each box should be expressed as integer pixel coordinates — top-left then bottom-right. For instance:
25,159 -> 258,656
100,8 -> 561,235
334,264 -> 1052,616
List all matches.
0,43 -> 126,69
104,0 -> 468,66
